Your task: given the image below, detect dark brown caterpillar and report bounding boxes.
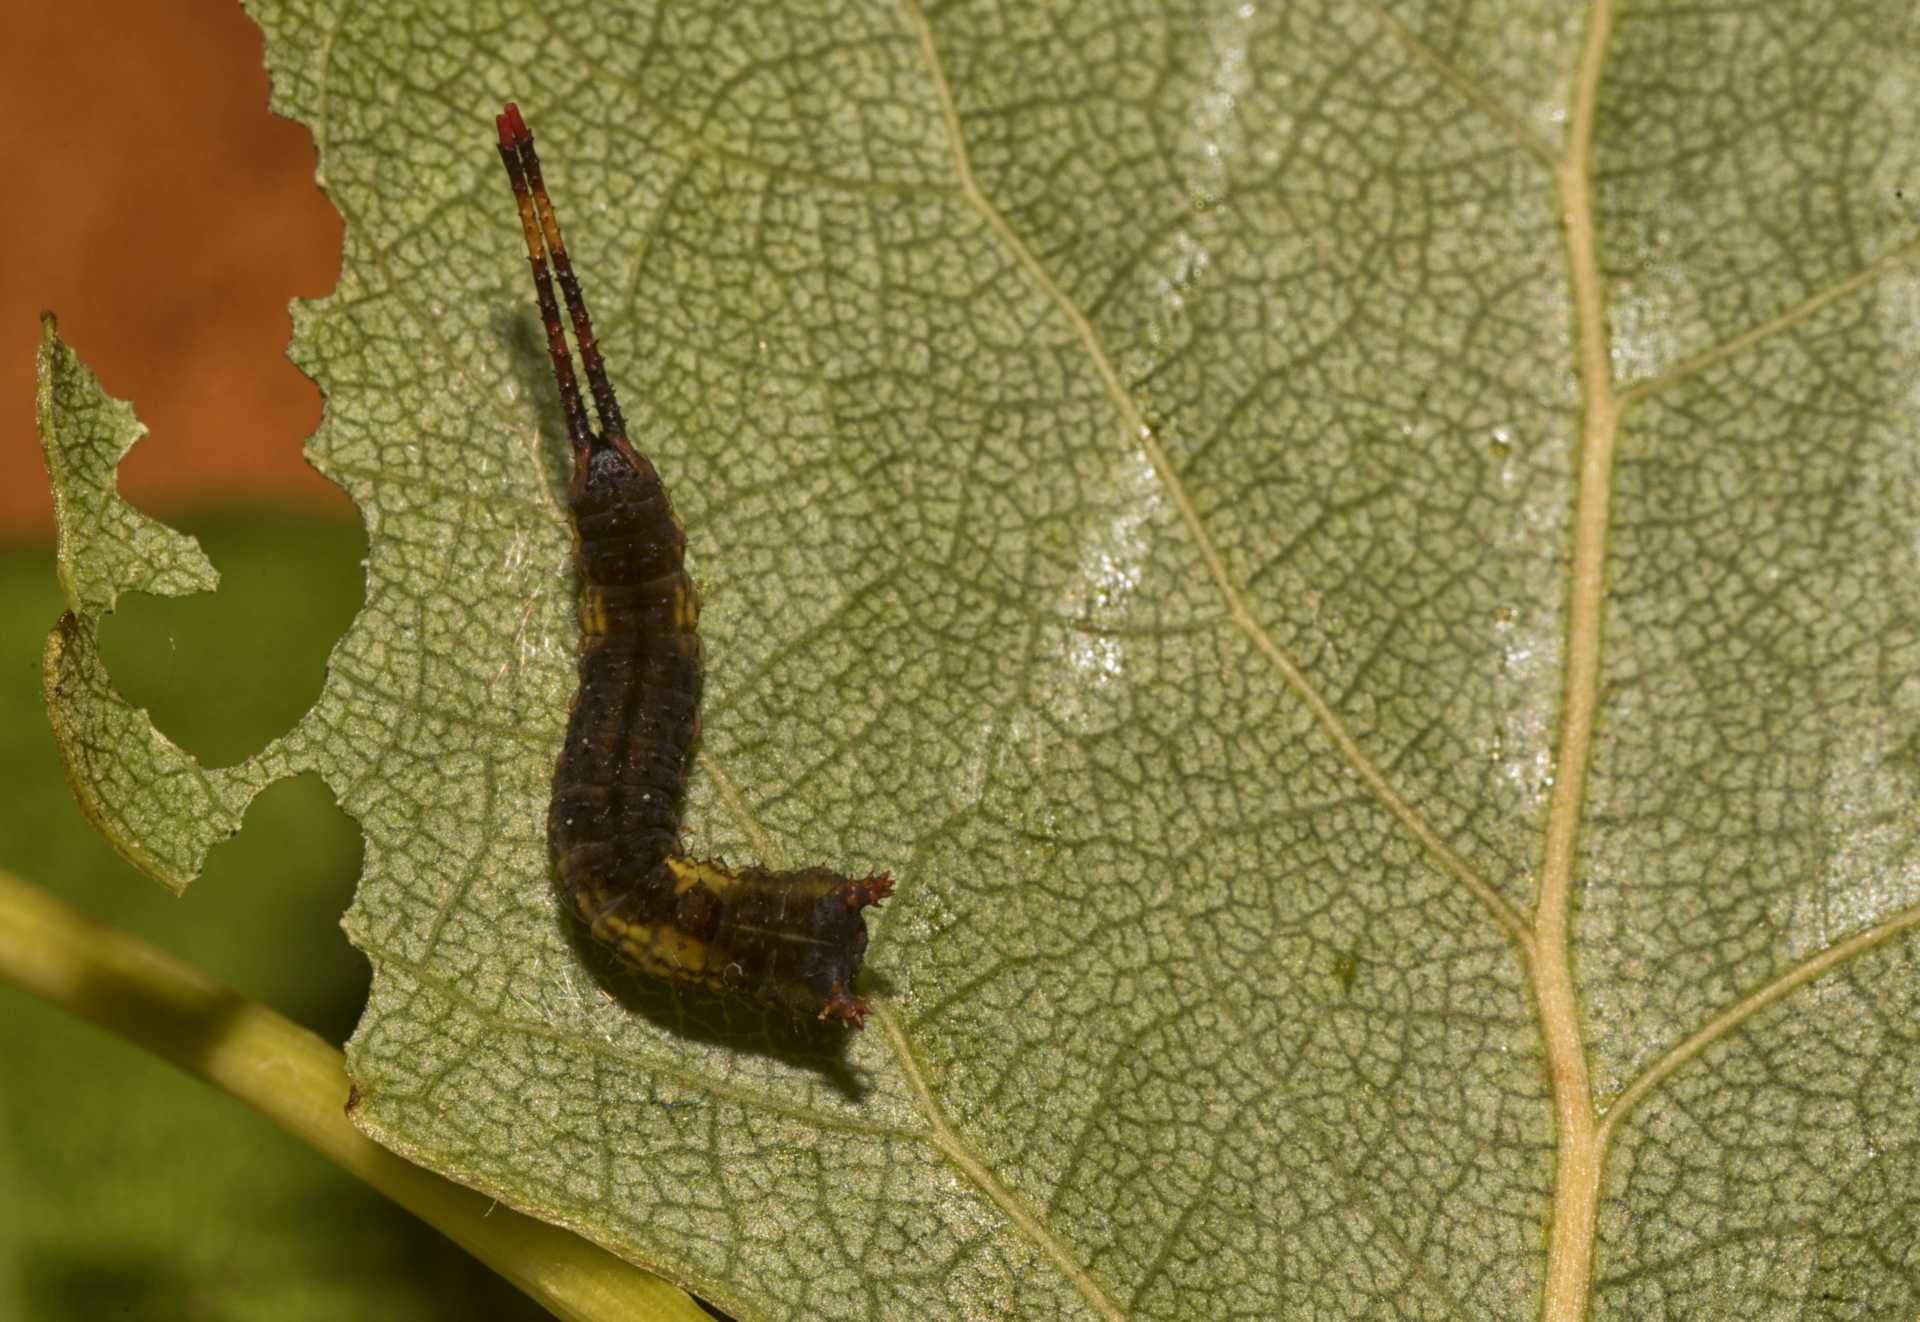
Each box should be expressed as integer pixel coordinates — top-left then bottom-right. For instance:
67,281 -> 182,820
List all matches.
496,103 -> 890,1028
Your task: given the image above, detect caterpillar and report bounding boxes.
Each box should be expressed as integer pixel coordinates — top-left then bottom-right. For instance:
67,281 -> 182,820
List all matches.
495,102 -> 891,1028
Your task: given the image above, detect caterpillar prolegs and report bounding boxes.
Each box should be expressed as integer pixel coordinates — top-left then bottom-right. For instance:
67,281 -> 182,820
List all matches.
495,103 -> 891,1028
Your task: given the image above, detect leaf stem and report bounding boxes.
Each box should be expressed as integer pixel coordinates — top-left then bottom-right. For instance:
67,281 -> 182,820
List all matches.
0,866 -> 708,1322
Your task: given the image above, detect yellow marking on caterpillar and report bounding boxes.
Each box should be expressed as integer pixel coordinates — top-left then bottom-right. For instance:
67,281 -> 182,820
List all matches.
590,909 -> 715,980
580,586 -> 609,636
665,856 -> 740,897
671,583 -> 698,630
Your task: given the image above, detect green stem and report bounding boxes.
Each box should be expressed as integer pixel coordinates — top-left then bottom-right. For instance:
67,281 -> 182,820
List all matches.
0,867 -> 707,1322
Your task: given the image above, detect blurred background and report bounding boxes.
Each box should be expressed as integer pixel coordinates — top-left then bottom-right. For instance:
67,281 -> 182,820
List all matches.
2,4 -> 550,1317
3,0 -> 344,533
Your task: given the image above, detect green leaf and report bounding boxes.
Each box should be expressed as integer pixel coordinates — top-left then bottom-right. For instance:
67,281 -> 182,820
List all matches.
36,317 -> 221,616
36,1 -> 1920,1320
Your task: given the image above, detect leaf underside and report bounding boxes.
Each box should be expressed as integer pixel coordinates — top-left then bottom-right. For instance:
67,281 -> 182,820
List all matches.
38,1 -> 1920,1319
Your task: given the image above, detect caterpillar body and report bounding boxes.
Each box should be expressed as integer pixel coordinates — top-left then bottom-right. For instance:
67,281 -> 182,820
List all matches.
495,102 -> 890,1028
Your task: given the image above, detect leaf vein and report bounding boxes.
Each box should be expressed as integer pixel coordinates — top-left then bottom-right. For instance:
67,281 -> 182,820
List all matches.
900,0 -> 1527,944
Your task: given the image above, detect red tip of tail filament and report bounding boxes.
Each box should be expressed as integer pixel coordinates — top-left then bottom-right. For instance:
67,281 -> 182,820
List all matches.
499,102 -> 529,146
